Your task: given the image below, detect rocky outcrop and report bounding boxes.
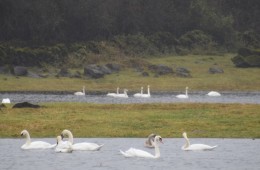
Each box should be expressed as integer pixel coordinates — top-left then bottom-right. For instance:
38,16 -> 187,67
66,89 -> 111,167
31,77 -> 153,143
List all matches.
231,47 -> 260,68
12,102 -> 40,108
148,64 -> 173,75
208,66 -> 224,74
13,66 -> 28,76
176,67 -> 191,77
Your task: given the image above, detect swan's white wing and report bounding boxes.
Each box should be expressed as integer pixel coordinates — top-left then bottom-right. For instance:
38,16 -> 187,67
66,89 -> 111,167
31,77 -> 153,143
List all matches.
107,93 -> 116,97
72,142 -> 104,151
121,148 -> 155,158
55,141 -> 73,153
176,94 -> 188,98
22,141 -> 54,149
185,144 -> 218,151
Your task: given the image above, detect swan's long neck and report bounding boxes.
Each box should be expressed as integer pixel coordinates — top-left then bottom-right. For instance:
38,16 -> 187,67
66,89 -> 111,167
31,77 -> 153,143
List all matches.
154,141 -> 160,158
25,132 -> 31,145
183,134 -> 190,149
147,86 -> 150,95
83,87 -> 85,94
116,87 -> 119,94
141,87 -> 143,94
64,130 -> 73,144
185,87 -> 188,96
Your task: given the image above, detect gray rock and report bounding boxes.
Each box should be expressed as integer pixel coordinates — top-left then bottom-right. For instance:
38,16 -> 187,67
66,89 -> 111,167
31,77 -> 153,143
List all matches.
14,66 -> 28,76
105,63 -> 121,72
148,64 -> 173,75
176,67 -> 191,77
208,67 -> 224,74
57,68 -> 71,77
84,64 -> 104,79
0,66 -> 9,74
142,72 -> 149,77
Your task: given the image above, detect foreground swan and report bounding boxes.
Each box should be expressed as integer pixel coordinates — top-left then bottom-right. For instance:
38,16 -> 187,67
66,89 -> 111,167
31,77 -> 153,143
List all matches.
20,130 -> 56,149
182,132 -> 217,151
55,136 -> 73,153
107,87 -> 119,97
207,91 -> 221,96
61,129 -> 104,151
74,86 -> 85,96
120,135 -> 163,158
113,89 -> 128,98
176,87 -> 189,99
144,133 -> 156,148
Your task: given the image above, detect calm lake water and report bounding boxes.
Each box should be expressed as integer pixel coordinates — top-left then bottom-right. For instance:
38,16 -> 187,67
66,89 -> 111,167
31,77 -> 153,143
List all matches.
0,91 -> 260,104
0,138 -> 259,170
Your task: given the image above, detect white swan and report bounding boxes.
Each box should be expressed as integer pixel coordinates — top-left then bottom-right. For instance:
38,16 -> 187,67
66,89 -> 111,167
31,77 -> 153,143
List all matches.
207,91 -> 221,96
120,135 -> 163,158
61,129 -> 104,151
144,133 -> 156,148
107,87 -> 119,97
2,98 -> 11,104
74,86 -> 85,96
55,136 -> 73,153
133,87 -> 143,97
182,132 -> 217,151
113,89 -> 128,98
20,130 -> 56,150
176,87 -> 189,99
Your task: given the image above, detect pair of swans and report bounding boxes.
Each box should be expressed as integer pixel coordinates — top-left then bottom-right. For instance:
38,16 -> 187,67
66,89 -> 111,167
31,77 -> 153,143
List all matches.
120,135 -> 163,159
74,86 -> 85,96
107,88 -> 128,98
182,132 -> 217,151
133,85 -> 151,98
176,87 -> 189,99
20,130 -> 56,150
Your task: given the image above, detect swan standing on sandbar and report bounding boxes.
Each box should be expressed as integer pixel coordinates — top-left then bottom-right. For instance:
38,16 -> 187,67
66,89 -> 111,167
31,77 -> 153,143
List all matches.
144,133 -> 156,148
74,86 -> 85,96
107,87 -> 119,97
182,132 -> 217,151
61,129 -> 104,151
20,130 -> 56,150
176,87 -> 189,99
120,135 -> 163,158
55,136 -> 73,153
133,87 -> 143,97
113,89 -> 128,98
207,91 -> 221,97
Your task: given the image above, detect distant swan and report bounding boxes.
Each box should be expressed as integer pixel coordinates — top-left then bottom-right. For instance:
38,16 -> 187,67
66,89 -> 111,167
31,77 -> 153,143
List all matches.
20,130 -> 56,150
207,91 -> 221,96
176,87 -> 189,99
2,98 -> 11,104
61,129 -> 103,151
133,87 -> 143,97
55,136 -> 73,153
107,87 -> 119,97
120,135 -> 163,158
74,86 -> 85,96
144,133 -> 156,148
182,132 -> 217,151
113,89 -> 128,98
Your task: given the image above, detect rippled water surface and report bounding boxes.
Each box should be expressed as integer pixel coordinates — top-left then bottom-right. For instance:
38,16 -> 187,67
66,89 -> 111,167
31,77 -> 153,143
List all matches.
1,92 -> 260,104
0,138 -> 259,170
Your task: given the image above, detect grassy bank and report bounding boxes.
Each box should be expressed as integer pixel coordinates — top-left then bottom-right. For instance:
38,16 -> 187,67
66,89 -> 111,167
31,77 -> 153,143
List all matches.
0,54 -> 260,92
0,103 -> 259,138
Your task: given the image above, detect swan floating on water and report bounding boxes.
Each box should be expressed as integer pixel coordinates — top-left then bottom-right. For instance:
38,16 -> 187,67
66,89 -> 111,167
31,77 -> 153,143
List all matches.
113,89 -> 128,98
55,136 -> 73,153
144,133 -> 156,148
61,129 -> 104,151
74,86 -> 85,96
107,87 -> 120,97
207,91 -> 221,97
181,132 -> 217,151
176,87 -> 189,99
133,87 -> 143,97
2,98 -> 11,104
120,135 -> 163,158
20,130 -> 56,150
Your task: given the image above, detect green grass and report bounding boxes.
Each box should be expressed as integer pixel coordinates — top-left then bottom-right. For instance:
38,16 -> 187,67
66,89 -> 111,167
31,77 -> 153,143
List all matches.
0,103 -> 259,138
0,54 -> 260,92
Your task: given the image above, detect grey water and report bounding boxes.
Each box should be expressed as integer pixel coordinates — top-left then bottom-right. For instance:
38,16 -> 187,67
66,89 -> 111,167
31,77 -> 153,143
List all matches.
0,91 -> 260,104
0,138 -> 259,170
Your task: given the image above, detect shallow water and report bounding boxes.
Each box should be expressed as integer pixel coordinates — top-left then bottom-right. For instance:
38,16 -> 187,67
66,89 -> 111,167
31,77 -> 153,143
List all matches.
0,138 -> 259,170
1,91 -> 260,104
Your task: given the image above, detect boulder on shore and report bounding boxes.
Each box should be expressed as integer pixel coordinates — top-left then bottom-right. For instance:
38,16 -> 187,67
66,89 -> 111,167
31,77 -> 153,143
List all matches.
12,102 -> 40,108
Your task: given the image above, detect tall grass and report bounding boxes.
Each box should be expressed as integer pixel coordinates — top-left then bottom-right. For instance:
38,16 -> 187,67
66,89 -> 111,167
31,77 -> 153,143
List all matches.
0,103 -> 259,138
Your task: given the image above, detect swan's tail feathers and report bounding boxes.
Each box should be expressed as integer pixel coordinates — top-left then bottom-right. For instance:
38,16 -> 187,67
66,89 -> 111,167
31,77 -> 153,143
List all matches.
211,145 -> 218,149
96,144 -> 104,151
50,144 -> 57,149
120,150 -> 131,157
